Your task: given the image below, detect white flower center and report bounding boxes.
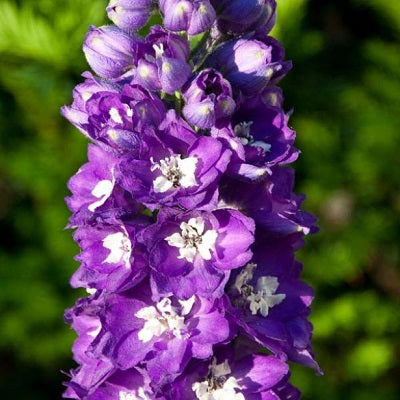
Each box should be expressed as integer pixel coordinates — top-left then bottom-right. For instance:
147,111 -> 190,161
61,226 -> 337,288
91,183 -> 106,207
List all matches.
234,263 -> 257,293
192,360 -> 245,400
234,121 -> 254,145
119,388 -> 150,400
102,229 -> 132,267
165,217 -> 218,263
234,264 -> 286,317
88,170 -> 115,212
151,155 -> 198,193
136,296 -> 195,343
233,121 -> 271,151
153,43 -> 165,58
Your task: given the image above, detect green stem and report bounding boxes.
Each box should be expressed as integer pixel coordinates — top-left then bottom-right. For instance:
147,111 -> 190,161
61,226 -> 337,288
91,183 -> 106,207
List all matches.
189,31 -> 211,60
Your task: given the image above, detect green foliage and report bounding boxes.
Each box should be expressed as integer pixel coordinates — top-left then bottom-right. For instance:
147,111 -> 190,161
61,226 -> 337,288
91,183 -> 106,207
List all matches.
0,0 -> 106,397
0,0 -> 399,399
273,0 -> 400,398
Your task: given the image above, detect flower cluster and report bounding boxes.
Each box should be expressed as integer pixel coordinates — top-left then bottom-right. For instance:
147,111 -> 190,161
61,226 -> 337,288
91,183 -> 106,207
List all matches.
62,1 -> 320,399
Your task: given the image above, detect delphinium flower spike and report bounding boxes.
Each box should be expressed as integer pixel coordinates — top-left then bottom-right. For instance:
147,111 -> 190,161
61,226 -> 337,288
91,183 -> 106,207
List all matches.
62,1 -> 320,399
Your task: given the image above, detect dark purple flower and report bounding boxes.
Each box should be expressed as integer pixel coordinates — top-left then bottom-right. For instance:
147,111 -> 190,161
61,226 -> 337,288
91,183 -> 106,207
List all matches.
231,97 -> 298,166
260,86 -> 284,108
160,0 -> 216,35
208,37 -> 291,95
227,241 -> 321,373
210,98 -> 298,181
83,25 -> 142,79
219,167 -> 318,237
66,143 -> 146,229
106,0 -> 152,32
182,68 -> 236,128
138,208 -> 255,299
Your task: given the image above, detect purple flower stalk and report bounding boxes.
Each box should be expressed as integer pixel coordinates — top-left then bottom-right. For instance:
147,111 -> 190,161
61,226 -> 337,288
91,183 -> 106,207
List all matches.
62,2 -> 320,399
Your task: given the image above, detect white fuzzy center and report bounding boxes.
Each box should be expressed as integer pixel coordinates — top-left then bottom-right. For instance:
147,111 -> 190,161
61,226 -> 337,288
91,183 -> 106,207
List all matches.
233,121 -> 271,151
234,121 -> 254,145
136,296 -> 195,343
165,217 -> 217,262
151,155 -> 198,193
234,263 -> 286,317
192,360 -> 245,400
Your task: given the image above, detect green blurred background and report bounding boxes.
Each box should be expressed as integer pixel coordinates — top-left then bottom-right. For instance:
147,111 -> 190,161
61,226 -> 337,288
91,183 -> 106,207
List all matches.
0,0 -> 399,398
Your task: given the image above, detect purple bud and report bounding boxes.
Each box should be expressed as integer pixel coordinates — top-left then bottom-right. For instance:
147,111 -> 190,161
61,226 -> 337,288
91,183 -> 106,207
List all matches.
260,85 -> 284,108
208,37 -> 290,95
213,0 -> 276,34
253,0 -> 277,34
183,68 -> 235,128
147,25 -> 190,61
141,26 -> 192,93
136,59 -> 161,91
83,25 -> 139,79
183,99 -> 215,128
157,56 -> 192,94
160,0 -> 216,35
106,0 -> 152,31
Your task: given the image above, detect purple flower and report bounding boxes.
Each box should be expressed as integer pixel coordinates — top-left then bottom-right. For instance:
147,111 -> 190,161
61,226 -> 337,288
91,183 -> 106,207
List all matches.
66,143 -> 146,230
106,0 -> 152,32
160,0 -> 216,35
162,346 -> 293,399
219,167 -> 318,237
64,83 -> 165,152
210,98 -> 298,181
92,282 -> 233,384
66,144 -> 119,215
61,72 -> 119,137
208,37 -> 291,95
78,368 -> 159,400
139,208 -> 255,298
71,217 -> 149,292
231,97 -> 298,166
83,25 -> 142,79
182,68 -> 236,128
227,242 -> 321,372
118,110 -> 232,210
63,295 -> 115,399
135,26 -> 192,93
62,1 -> 319,397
